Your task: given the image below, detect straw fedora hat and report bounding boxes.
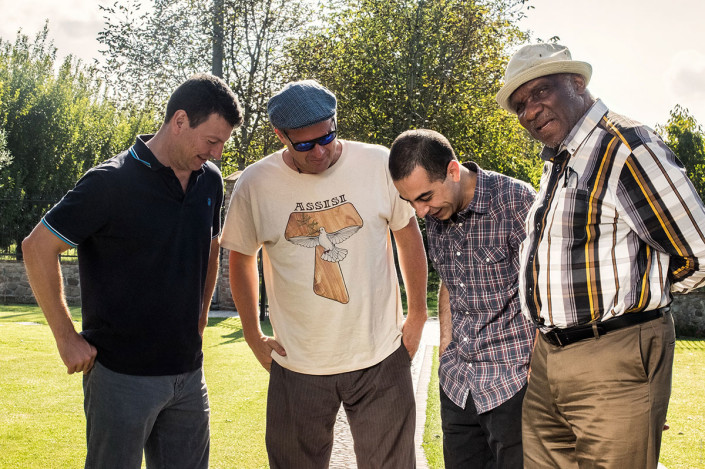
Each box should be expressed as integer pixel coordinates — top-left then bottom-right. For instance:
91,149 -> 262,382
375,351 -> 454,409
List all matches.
495,43 -> 592,113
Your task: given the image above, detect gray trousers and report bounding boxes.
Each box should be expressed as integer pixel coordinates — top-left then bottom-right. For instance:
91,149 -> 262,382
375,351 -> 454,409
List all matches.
82,361 -> 210,469
266,343 -> 416,469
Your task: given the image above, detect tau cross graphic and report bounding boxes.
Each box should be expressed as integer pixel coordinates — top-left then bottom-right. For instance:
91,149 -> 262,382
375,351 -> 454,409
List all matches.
285,203 -> 363,303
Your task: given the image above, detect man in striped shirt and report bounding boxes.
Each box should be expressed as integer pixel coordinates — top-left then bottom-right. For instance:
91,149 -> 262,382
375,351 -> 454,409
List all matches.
496,43 -> 705,468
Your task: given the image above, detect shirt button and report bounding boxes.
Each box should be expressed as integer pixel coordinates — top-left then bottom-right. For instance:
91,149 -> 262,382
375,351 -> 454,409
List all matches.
486,257 -> 491,263
463,337 -> 468,342
465,311 -> 469,315
456,252 -> 461,256
460,283 -> 465,287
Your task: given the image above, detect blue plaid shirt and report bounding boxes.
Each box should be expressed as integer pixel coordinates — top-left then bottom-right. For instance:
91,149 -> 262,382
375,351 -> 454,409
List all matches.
427,162 -> 536,413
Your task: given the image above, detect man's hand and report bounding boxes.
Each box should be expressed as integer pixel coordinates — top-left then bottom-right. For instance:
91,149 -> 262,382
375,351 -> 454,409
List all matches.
248,334 -> 286,372
439,334 -> 451,357
56,332 -> 97,375
402,312 -> 427,360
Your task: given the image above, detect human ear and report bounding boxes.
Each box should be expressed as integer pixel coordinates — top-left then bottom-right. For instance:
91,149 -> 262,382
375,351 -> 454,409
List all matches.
447,160 -> 461,182
172,110 -> 190,134
572,74 -> 587,94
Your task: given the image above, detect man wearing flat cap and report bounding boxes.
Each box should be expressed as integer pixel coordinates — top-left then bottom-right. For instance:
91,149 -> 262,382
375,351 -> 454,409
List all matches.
221,79 -> 428,467
497,43 -> 705,468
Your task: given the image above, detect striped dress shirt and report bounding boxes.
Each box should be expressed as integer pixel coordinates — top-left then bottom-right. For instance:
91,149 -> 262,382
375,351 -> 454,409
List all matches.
520,99 -> 705,330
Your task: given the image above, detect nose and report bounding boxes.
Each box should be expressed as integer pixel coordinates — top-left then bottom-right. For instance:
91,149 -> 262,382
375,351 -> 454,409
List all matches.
211,143 -> 225,160
522,99 -> 542,122
412,201 -> 430,218
310,142 -> 325,157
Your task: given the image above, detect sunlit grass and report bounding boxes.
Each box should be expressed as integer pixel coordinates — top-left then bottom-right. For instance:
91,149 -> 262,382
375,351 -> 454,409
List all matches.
422,339 -> 705,469
0,306 -> 270,468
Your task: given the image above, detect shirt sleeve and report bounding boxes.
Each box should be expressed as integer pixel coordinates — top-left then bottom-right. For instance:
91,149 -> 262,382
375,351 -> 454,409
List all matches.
42,168 -> 111,247
508,182 -> 537,253
385,155 -> 415,232
220,169 -> 261,255
616,137 -> 705,293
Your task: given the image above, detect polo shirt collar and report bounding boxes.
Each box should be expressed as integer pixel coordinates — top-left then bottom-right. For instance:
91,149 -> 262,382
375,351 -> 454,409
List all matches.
540,99 -> 609,162
129,134 -> 206,177
129,135 -> 164,171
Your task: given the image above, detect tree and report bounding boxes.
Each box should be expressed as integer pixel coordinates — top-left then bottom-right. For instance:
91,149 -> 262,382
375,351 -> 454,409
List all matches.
659,105 -> 705,201
0,25 -> 154,259
98,0 -> 314,173
283,0 -> 542,185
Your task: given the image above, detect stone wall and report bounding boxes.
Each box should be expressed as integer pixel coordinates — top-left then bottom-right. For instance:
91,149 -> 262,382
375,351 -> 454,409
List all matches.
3,257 -> 704,336
0,260 -> 81,305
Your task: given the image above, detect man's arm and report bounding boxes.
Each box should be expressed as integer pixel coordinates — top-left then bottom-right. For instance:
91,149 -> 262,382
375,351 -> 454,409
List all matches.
228,249 -> 285,371
199,236 -> 221,337
392,216 -> 428,359
22,223 -> 97,374
618,141 -> 705,292
438,281 -> 452,357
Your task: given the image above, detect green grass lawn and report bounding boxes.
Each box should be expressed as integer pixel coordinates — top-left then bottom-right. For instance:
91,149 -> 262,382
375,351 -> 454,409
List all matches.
3,304 -> 703,468
0,306 -> 271,469
421,340 -> 705,469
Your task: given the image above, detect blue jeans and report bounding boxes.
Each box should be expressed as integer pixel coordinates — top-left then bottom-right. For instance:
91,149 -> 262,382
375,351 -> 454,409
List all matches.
82,361 -> 210,469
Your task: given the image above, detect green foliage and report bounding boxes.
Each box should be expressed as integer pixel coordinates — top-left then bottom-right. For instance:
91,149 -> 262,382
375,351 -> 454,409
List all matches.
659,105 -> 705,202
99,0 -> 315,172
283,0 -> 542,185
0,25 -> 155,258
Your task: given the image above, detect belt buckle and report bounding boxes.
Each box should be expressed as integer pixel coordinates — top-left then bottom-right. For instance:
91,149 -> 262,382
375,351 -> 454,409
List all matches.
544,330 -> 563,347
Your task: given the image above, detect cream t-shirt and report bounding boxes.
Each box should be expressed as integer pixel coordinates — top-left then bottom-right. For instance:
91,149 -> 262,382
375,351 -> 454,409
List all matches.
221,140 -> 414,374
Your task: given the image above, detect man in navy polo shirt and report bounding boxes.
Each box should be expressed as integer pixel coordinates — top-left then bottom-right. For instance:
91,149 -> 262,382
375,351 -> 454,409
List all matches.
22,74 -> 242,469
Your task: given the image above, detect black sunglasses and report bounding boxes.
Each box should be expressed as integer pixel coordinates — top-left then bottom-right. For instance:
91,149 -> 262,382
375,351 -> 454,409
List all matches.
283,122 -> 337,152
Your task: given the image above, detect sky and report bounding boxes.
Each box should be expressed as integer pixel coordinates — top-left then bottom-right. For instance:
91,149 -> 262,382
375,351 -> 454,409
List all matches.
1,0 -> 704,129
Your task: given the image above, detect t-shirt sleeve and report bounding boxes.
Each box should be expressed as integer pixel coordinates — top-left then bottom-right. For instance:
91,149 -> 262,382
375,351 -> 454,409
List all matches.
384,155 -> 415,232
42,168 -> 111,247
220,170 -> 261,255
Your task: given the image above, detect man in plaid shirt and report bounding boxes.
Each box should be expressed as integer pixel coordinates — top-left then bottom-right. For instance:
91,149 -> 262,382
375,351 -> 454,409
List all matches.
389,129 -> 536,468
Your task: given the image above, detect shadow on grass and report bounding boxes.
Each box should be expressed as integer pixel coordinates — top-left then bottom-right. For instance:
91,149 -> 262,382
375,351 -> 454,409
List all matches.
1,311 -> 47,322
676,338 -> 705,350
207,317 -> 274,346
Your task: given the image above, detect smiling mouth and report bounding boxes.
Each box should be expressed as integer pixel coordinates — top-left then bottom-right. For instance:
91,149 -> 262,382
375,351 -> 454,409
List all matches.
535,119 -> 553,133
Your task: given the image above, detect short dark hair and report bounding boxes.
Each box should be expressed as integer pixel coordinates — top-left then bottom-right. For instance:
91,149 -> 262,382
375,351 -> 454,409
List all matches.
389,129 -> 456,182
165,73 -> 243,128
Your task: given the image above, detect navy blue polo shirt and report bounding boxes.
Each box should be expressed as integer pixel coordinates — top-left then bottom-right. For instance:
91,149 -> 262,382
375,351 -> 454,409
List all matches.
42,135 -> 223,376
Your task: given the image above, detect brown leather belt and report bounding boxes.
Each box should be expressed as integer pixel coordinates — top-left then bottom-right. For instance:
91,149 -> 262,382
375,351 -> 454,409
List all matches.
541,306 -> 669,347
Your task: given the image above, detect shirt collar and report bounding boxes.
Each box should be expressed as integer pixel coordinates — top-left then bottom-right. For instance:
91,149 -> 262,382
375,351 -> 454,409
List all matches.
130,135 -> 164,171
130,134 -> 206,177
540,99 -> 609,162
432,161 -> 487,226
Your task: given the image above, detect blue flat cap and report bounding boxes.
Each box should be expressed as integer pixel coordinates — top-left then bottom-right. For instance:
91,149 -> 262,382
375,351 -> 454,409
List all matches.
268,80 -> 337,129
